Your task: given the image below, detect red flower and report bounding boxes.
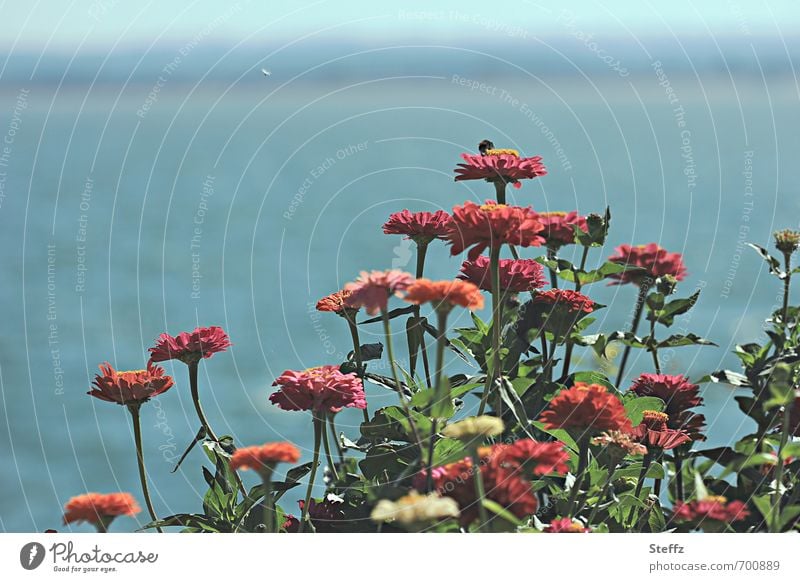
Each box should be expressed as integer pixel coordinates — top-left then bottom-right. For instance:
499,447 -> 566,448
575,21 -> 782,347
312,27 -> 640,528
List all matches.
533,288 -> 594,313
269,365 -> 366,413
446,200 -> 545,261
534,211 -> 588,248
427,455 -> 537,526
281,514 -> 300,533
489,439 -> 570,476
608,243 -> 687,285
316,289 -> 356,316
458,255 -> 546,293
230,442 -> 301,473
544,517 -> 591,533
672,497 -> 749,524
538,383 -> 632,436
88,363 -> 174,406
630,374 -> 706,440
454,149 -> 546,189
344,270 -> 415,316
403,278 -> 484,312
148,326 -> 231,365
630,411 -> 692,451
63,493 -> 141,526
382,209 -> 453,244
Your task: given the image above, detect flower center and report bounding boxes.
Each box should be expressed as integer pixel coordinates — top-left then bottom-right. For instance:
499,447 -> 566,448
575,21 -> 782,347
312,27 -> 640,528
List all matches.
704,495 -> 727,503
641,410 -> 669,430
480,203 -> 507,212
118,369 -> 146,376
540,211 -> 567,217
485,148 -> 519,157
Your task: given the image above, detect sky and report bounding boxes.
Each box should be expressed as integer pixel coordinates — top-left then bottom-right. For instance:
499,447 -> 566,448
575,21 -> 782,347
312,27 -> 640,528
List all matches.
1,0 -> 799,51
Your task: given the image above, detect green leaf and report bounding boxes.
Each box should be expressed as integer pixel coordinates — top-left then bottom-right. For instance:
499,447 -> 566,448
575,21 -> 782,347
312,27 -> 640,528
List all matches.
697,370 -> 750,387
431,375 -> 455,419
623,395 -> 666,425
657,334 -> 717,348
694,472 -> 709,500
359,305 -> 415,324
647,290 -> 701,327
531,420 -> 578,452
482,499 -> 523,526
748,243 -> 786,279
571,371 -> 620,396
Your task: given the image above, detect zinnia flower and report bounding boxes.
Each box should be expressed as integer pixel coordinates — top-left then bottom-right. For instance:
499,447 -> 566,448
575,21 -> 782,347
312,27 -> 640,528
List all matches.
488,439 -> 570,476
344,269 -> 415,315
403,278 -> 484,312
230,442 -> 301,473
630,411 -> 692,451
88,363 -> 174,406
148,326 -> 231,364
446,200 -> 545,261
608,243 -> 687,285
382,209 -> 453,245
454,148 -> 546,189
630,373 -> 706,440
371,491 -> 460,526
269,365 -> 366,413
538,383 -> 632,437
458,255 -> 546,293
63,493 -> 141,526
441,416 -> 504,440
534,211 -> 588,248
532,288 -> 595,338
315,289 -> 357,316
544,517 -> 591,533
298,496 -> 346,532
672,496 -> 749,524
592,430 -> 648,458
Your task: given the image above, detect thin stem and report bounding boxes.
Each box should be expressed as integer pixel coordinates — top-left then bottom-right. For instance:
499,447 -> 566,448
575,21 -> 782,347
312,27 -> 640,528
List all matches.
470,449 -> 490,532
587,466 -> 615,525
382,310 -> 425,453
771,403 -> 792,532
427,418 -> 437,493
321,415 -> 340,482
615,283 -> 649,387
782,253 -> 791,324
478,244 -> 502,415
546,247 -> 559,289
414,242 -> 433,388
299,415 -> 323,533
493,179 -> 507,205
261,470 -> 274,533
567,437 -> 590,517
628,452 -> 654,527
427,309 -> 449,492
674,451 -> 684,501
649,317 -> 661,374
345,315 -> 370,424
575,246 -> 590,292
129,405 -> 162,533
188,361 -> 247,498
328,414 -> 344,464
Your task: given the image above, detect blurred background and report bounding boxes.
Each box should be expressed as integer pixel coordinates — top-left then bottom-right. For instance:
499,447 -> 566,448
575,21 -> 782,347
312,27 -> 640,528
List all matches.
1,0 -> 800,532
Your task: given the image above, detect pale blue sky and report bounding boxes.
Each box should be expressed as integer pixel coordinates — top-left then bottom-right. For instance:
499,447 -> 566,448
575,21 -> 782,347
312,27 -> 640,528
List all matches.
1,0 -> 799,50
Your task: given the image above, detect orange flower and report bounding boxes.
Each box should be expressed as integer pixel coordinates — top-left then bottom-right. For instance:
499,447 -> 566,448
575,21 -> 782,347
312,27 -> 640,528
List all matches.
230,442 -> 301,473
315,289 -> 356,315
88,363 -> 174,406
538,383 -> 632,437
404,278 -> 484,312
63,492 -> 141,526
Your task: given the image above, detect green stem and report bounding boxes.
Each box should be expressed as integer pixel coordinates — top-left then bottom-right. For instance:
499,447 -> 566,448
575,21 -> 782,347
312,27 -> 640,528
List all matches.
628,452 -> 654,527
587,466 -> 615,525
470,449 -> 490,532
575,246 -> 589,292
382,310 -> 425,454
321,415 -> 339,482
427,309 -> 449,492
261,470 -> 274,533
567,437 -> 590,517
615,282 -> 649,387
771,403 -> 792,532
299,414 -> 323,533
414,242 -> 433,388
478,244 -> 502,415
128,405 -> 162,533
546,247 -> 559,289
188,361 -> 247,498
782,253 -> 791,324
345,315 -> 370,425
328,414 -> 344,464
494,179 -> 507,205
649,318 -> 661,374
674,451 -> 684,501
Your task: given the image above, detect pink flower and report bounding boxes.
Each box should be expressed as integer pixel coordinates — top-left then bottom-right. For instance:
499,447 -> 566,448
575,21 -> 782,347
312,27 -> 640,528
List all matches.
534,211 -> 588,248
269,365 -> 366,413
382,210 -> 453,244
454,148 -> 546,189
458,255 -> 546,293
344,270 -> 415,315
608,243 -> 687,285
148,326 -> 231,365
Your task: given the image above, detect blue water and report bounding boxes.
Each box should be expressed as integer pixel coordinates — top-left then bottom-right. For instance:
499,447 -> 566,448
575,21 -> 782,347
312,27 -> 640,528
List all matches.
2,49 -> 800,531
